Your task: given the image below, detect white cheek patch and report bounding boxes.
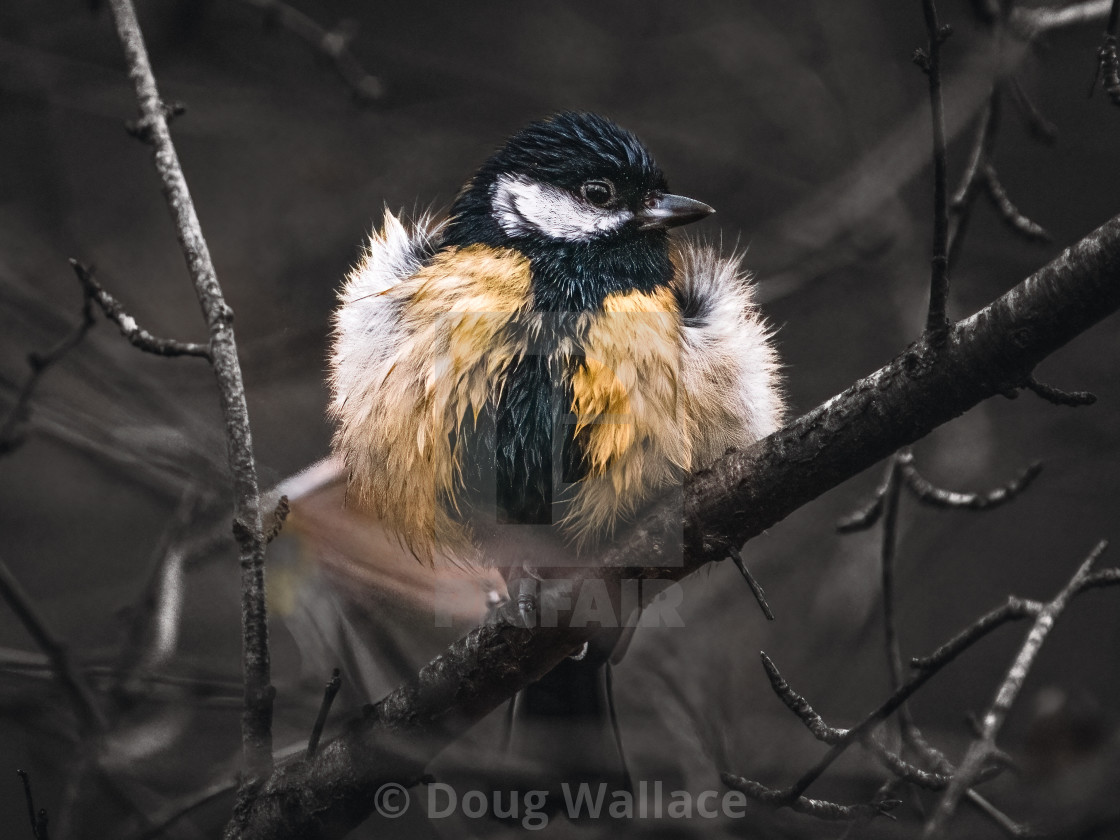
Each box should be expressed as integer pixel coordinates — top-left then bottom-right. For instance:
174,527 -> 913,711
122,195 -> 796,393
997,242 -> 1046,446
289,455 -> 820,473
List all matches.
491,174 -> 634,242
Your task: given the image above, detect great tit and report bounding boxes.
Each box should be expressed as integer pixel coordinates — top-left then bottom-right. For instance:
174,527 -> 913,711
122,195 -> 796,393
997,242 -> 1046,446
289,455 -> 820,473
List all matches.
329,111 -> 784,791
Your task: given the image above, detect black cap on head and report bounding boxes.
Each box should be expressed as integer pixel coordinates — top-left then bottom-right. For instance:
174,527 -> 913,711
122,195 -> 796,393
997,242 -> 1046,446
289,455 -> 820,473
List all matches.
480,111 -> 667,196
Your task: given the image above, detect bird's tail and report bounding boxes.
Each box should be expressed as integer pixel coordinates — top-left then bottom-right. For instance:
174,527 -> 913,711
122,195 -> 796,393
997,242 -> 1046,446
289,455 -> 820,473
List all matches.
501,631 -> 632,800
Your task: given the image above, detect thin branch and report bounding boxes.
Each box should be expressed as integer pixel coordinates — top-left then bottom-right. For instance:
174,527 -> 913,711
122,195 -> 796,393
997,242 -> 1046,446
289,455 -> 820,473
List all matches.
981,164 -> 1051,242
878,454 -> 907,713
125,100 -> 186,143
923,540 -> 1109,837
721,773 -> 900,821
233,0 -> 384,101
106,0 -> 273,779
968,796 -> 1034,838
898,451 -> 1043,511
0,650 -> 244,705
760,652 -> 838,742
837,443 -> 1034,834
69,261 -> 211,359
905,726 -> 1033,836
16,770 -> 50,840
1023,376 -> 1097,406
306,669 -> 342,758
112,490 -> 200,691
911,567 -> 1120,670
761,653 -> 960,790
755,653 -> 1003,802
733,558 -> 1119,831
263,495 -> 290,544
0,285 -> 94,456
224,211 -> 1120,839
783,563 -> 1120,804
836,457 -> 895,533
135,779 -> 239,840
951,97 -> 995,212
948,84 -> 1003,272
917,0 -> 954,338
1007,78 -> 1058,144
0,556 -> 106,734
727,546 -> 775,620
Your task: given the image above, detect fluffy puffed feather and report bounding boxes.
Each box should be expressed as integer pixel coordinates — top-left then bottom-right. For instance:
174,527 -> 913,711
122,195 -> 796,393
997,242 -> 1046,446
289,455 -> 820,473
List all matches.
329,211 -> 783,561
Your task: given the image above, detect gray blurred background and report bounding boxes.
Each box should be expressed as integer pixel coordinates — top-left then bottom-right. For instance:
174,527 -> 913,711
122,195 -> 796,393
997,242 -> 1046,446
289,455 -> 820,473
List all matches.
2,1 -> 1119,837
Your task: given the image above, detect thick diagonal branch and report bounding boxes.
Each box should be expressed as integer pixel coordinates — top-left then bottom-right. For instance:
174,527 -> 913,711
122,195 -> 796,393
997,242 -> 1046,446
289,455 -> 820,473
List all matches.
224,212 -> 1120,840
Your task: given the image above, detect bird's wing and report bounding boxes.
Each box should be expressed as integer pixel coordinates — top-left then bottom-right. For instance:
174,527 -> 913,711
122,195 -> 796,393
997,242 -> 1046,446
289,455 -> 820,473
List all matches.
330,214 -> 538,560
672,241 -> 786,468
330,210 -> 444,419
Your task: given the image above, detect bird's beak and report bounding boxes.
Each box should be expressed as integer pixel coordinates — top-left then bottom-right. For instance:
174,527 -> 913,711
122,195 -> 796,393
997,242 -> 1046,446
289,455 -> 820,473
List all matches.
636,193 -> 715,230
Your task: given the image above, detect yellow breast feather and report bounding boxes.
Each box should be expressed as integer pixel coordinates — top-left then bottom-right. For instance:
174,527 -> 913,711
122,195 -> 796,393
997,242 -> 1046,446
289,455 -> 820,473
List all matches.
564,284 -> 691,542
563,244 -> 785,545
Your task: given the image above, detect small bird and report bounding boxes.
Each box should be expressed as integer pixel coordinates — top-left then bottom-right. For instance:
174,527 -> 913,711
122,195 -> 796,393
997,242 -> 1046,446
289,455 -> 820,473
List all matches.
329,112 -> 783,789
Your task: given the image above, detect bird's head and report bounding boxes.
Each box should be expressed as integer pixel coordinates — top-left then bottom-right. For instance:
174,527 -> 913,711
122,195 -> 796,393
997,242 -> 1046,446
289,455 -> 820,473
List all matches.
444,113 -> 713,309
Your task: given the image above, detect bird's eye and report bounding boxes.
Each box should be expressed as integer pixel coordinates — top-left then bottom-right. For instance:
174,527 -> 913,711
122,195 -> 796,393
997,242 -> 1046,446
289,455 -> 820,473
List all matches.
580,179 -> 615,207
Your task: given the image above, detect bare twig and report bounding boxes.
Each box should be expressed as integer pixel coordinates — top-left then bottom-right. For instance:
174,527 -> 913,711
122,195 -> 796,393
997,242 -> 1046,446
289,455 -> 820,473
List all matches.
835,441 -> 1038,833
951,97 -> 995,212
754,653 -> 1003,798
907,723 -> 1033,835
0,285 -> 94,456
125,99 -> 186,143
70,261 -> 211,359
836,457 -> 895,533
1008,78 -> 1058,144
982,164 -> 1051,241
760,652 -> 837,742
0,556 -> 106,733
769,562 -> 1120,807
106,0 -> 273,779
234,0 -> 384,101
112,490 -> 199,691
16,770 -> 51,840
924,540 -> 1110,837
947,83 -> 1004,272
878,455 -> 907,710
911,567 -> 1120,670
916,0 -> 954,338
306,669 -> 342,758
721,773 -> 900,821
263,495 -> 290,544
898,451 -> 1043,511
761,652 -> 959,789
1023,376 -> 1097,406
727,546 -> 775,620
732,554 -> 1119,831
